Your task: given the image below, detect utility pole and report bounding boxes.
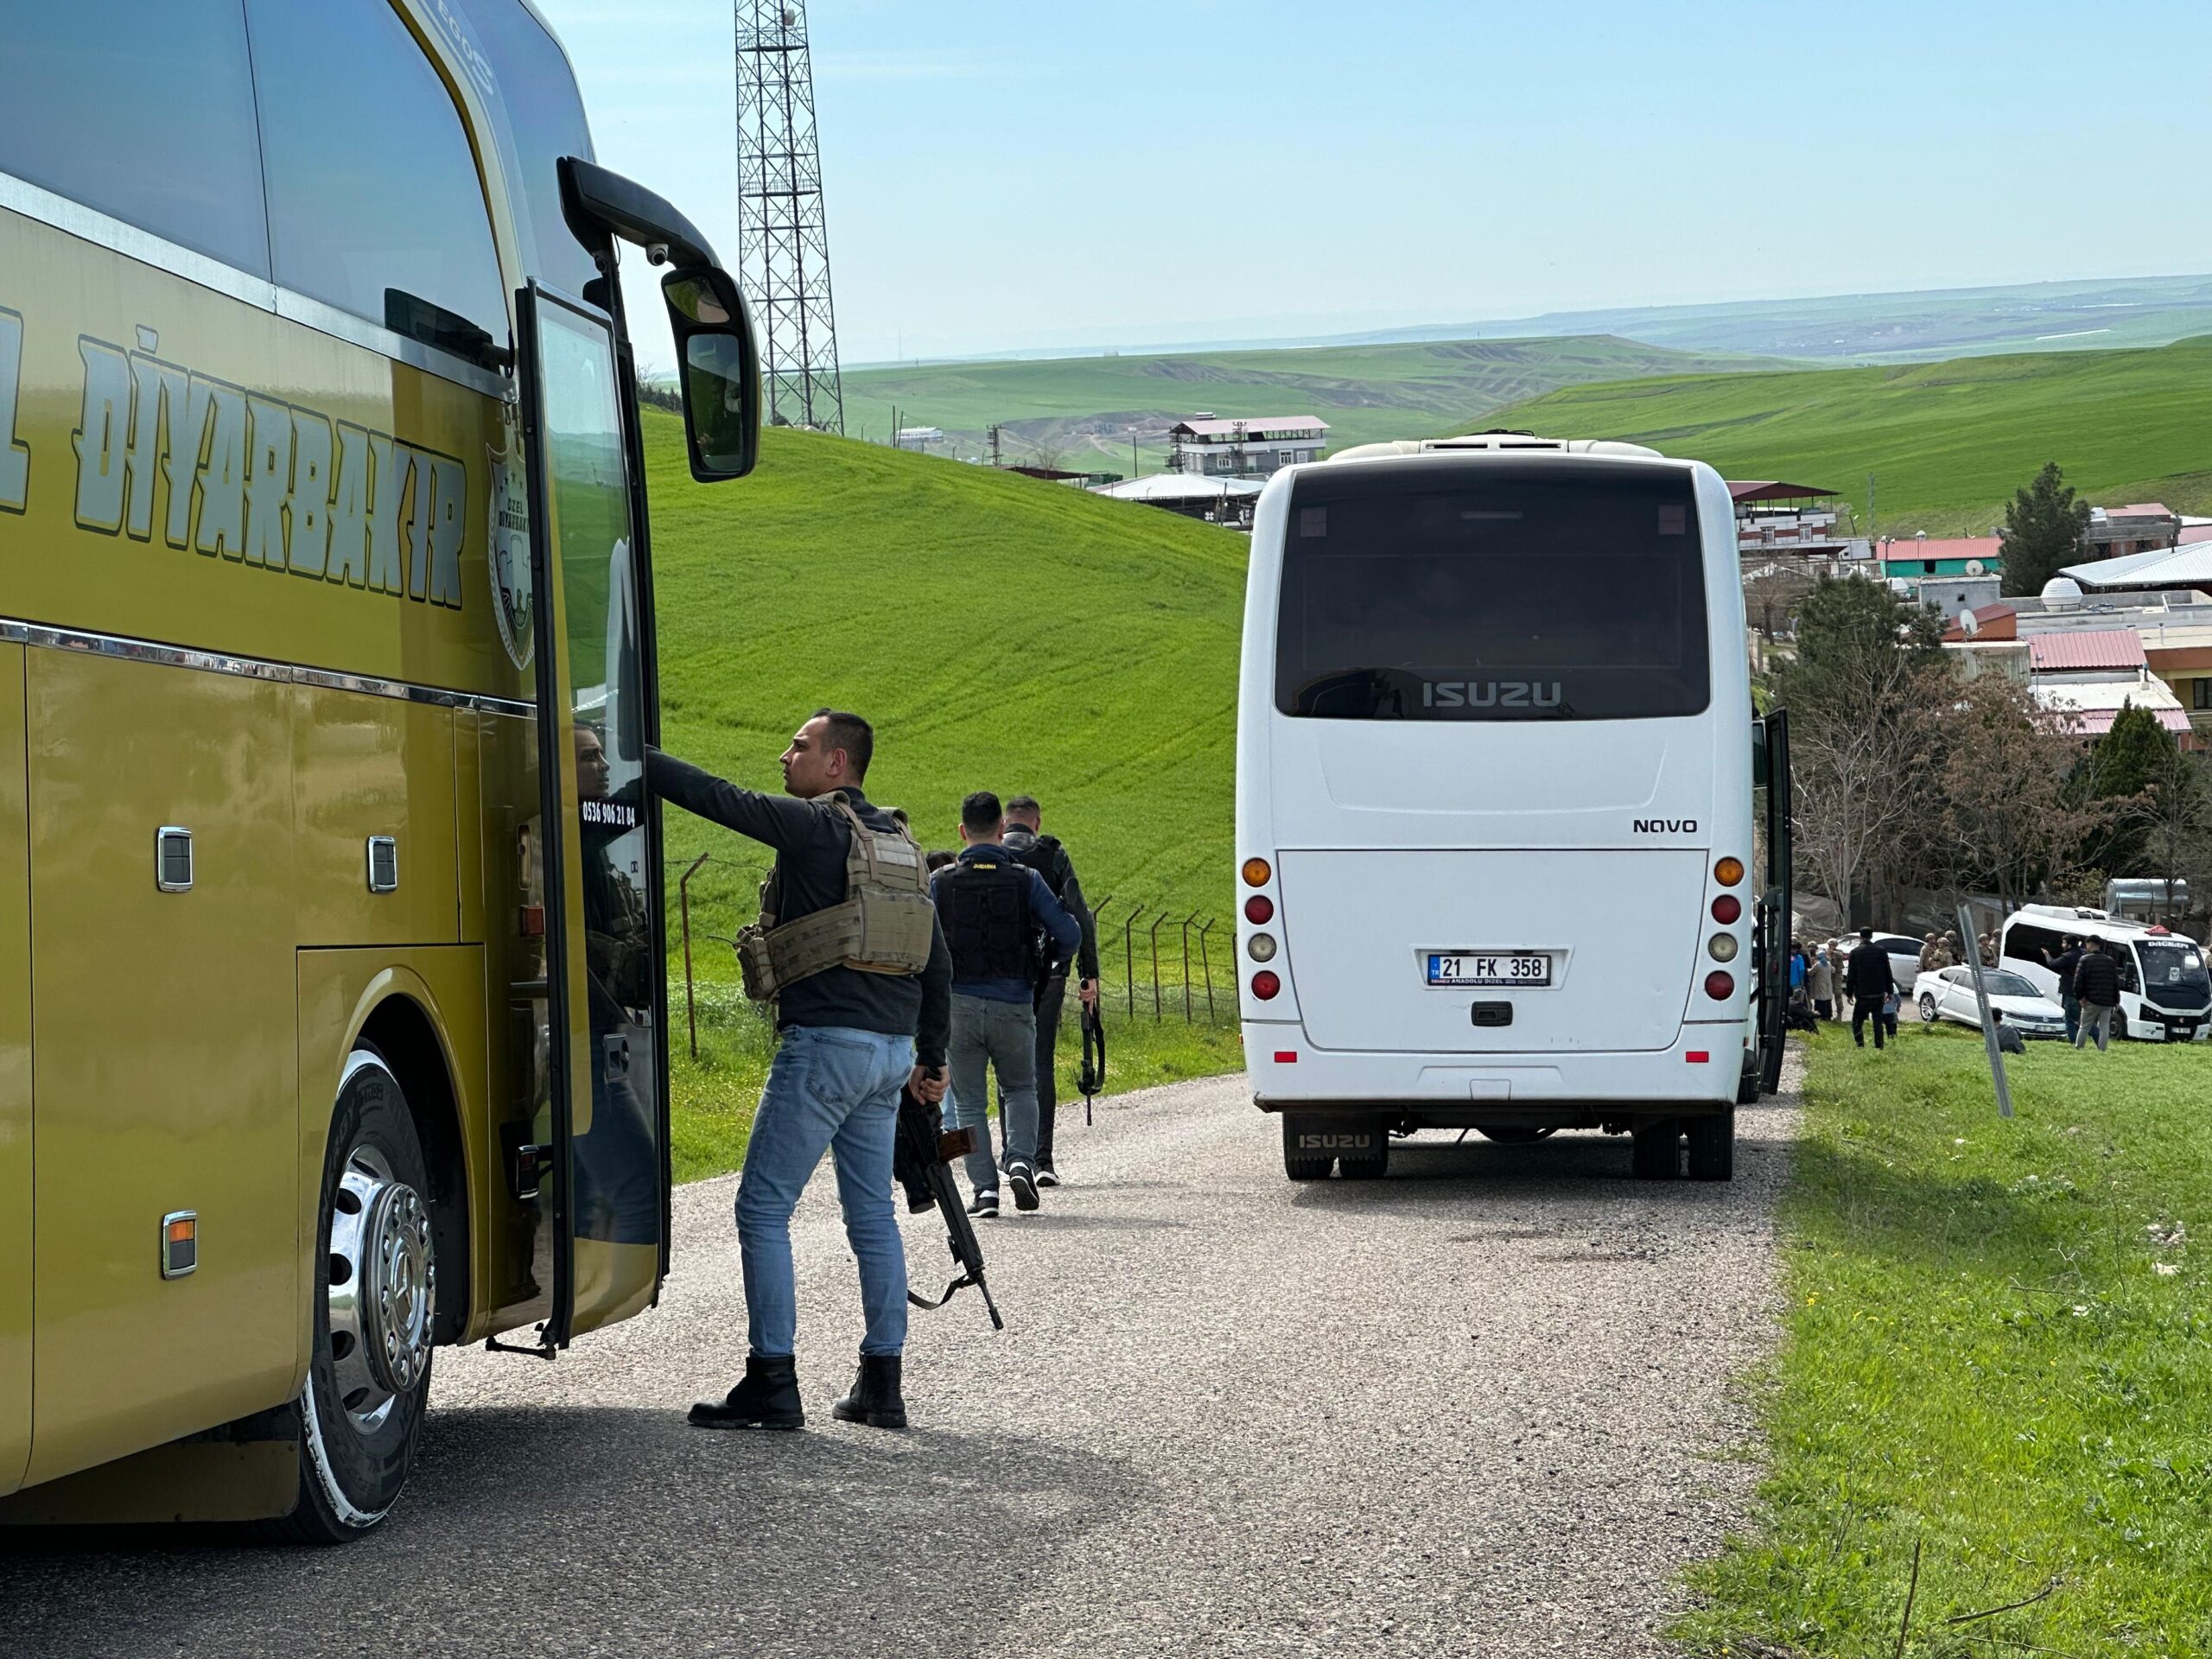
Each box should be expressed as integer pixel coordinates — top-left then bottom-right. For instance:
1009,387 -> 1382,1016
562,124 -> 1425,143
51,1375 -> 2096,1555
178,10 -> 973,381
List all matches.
1866,472 -> 1877,544
734,1 -> 846,432
988,423 -> 1002,467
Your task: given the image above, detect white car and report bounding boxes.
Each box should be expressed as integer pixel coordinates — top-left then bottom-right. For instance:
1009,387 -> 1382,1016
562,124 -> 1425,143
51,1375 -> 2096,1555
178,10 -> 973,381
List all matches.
1914,966 -> 2068,1039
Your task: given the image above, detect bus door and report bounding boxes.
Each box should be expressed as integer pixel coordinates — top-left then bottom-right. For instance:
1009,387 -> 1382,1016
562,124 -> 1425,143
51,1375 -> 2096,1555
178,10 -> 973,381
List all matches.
516,283 -> 666,1344
1753,709 -> 1793,1094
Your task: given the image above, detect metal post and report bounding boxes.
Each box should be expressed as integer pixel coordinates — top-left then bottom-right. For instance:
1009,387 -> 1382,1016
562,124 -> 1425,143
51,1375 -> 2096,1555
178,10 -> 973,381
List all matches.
1148,912 -> 1166,1019
1957,901 -> 2014,1120
1122,905 -> 1144,1022
1197,918 -> 1217,1021
679,852 -> 712,1059
1181,911 -> 1200,1022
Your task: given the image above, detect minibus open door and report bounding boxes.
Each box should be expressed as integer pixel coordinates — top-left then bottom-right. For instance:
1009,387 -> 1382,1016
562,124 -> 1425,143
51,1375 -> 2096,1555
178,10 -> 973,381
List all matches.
1753,709 -> 1793,1094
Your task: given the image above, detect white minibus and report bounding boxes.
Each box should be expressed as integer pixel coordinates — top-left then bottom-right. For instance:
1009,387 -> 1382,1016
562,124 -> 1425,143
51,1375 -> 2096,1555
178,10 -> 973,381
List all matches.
1234,435 -> 1790,1182
2000,906 -> 2211,1042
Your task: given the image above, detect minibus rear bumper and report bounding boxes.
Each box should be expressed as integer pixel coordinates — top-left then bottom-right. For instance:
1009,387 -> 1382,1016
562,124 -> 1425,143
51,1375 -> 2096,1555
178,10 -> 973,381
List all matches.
1243,1020 -> 1745,1119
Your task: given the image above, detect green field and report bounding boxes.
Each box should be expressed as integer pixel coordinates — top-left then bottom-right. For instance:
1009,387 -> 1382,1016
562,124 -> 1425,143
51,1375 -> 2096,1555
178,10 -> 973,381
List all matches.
1681,1025 -> 2212,1654
1480,333 -> 2212,536
843,334 -> 1788,471
641,411 -> 1250,1175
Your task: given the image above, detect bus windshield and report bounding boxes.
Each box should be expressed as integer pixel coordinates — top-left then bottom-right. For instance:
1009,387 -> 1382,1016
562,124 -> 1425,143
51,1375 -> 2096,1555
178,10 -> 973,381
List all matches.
1274,459 -> 1710,721
2136,939 -> 2210,1001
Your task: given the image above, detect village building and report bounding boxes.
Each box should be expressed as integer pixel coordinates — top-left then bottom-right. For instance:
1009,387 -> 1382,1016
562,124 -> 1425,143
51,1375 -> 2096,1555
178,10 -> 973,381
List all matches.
2080,502 -> 2181,561
2024,627 -> 2194,747
1166,416 -> 1329,478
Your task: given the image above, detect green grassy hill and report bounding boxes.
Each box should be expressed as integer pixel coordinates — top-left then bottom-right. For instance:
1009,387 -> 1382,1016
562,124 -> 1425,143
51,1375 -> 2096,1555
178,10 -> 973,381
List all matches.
643,414 -> 1247,1171
1476,333 -> 2212,535
844,334 -> 1789,471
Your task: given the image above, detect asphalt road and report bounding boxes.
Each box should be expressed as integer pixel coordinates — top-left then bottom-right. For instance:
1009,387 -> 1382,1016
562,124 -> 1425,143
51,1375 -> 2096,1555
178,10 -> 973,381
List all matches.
6,1063 -> 1800,1658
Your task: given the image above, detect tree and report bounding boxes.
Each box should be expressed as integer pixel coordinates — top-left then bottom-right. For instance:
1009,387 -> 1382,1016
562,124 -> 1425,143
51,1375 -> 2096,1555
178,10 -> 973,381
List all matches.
2078,700 -> 2176,874
2118,734 -> 2212,925
1940,674 -> 2103,915
1999,461 -> 2091,597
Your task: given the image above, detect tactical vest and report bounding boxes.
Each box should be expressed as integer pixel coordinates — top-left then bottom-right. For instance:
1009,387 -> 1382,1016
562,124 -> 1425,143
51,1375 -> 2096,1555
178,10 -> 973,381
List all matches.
735,795 -> 936,1002
939,855 -> 1034,982
1006,832 -> 1068,899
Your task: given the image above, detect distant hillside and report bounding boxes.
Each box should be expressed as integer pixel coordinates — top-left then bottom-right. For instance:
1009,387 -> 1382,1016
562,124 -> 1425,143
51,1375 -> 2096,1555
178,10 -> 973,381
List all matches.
1475,334 -> 2212,536
842,334 -> 1789,470
645,414 -> 1243,932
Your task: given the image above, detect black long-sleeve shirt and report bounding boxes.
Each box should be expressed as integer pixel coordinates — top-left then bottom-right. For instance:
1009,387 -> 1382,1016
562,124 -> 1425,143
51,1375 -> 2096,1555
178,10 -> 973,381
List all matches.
647,750 -> 952,1067
1001,825 -> 1101,981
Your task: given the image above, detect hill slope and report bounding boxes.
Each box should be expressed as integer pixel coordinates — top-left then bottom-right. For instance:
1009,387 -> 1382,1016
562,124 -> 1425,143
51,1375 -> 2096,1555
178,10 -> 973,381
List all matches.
1476,334 -> 2212,535
843,334 -> 1789,469
645,412 -> 1243,944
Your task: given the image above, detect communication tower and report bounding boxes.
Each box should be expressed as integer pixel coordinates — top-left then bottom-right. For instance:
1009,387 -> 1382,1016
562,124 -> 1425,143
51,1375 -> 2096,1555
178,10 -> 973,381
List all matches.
733,1 -> 845,432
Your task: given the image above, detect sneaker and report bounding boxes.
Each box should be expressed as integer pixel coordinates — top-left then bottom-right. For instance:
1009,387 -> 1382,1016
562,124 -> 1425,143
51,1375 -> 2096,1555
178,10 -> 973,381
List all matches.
1008,1162 -> 1040,1212
1034,1163 -> 1061,1189
968,1189 -> 999,1219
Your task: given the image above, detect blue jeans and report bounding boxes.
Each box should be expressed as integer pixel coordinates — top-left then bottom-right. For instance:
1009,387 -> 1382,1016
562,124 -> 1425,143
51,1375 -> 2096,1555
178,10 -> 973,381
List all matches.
949,992 -> 1037,1192
735,1025 -> 913,1358
2062,992 -> 2081,1044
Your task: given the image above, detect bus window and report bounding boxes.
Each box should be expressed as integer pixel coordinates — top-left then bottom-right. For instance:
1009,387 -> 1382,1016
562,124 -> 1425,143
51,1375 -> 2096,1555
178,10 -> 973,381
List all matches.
450,0 -> 601,299
245,0 -> 508,358
0,1 -> 270,276
1274,460 -> 1710,721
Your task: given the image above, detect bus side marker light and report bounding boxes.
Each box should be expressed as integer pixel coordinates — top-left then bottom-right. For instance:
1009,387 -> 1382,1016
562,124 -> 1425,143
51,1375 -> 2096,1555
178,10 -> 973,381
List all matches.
1242,857 -> 1272,887
1274,1051 -> 1298,1064
1685,1052 -> 1710,1064
1251,970 -> 1281,1001
519,904 -> 546,938
161,1211 -> 198,1279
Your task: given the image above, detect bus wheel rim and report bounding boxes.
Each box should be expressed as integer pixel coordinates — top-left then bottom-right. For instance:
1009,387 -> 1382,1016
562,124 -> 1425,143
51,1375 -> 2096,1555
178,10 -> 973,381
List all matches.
327,1143 -> 435,1435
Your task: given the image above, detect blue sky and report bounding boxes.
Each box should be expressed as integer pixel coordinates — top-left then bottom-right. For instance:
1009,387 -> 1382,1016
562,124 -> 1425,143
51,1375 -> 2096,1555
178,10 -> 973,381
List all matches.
537,0 -> 2212,372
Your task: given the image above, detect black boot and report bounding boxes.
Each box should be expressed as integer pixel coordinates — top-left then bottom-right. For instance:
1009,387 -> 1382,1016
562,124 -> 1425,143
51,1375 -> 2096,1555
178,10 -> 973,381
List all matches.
689,1354 -> 804,1430
831,1353 -> 907,1430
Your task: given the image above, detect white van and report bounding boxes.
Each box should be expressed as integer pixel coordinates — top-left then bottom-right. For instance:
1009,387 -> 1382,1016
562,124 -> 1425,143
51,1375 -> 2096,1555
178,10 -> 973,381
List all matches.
1999,906 -> 2212,1042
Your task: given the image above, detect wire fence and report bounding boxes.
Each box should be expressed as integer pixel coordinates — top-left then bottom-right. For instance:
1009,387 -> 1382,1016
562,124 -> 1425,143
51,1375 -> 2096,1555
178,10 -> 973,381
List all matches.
673,861 -> 1238,1055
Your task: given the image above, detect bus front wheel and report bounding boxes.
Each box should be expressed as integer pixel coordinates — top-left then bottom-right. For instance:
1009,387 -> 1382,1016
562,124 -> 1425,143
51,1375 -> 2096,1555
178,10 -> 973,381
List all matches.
272,1047 -> 437,1544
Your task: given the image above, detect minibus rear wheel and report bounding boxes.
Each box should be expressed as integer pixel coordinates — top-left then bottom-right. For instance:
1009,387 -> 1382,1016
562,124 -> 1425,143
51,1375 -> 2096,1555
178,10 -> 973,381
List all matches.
1685,1109 -> 1735,1182
1630,1119 -> 1680,1179
270,1046 -> 436,1544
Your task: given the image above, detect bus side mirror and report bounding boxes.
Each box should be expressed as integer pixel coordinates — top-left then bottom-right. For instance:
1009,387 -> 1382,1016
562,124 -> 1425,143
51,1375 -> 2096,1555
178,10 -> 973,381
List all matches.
660,265 -> 760,482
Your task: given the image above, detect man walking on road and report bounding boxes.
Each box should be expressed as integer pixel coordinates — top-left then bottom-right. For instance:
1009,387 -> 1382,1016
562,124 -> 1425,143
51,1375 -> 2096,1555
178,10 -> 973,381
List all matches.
934,791 -> 1082,1218
1846,927 -> 1896,1050
1001,794 -> 1100,1185
650,710 -> 952,1433
2073,938 -> 2123,1052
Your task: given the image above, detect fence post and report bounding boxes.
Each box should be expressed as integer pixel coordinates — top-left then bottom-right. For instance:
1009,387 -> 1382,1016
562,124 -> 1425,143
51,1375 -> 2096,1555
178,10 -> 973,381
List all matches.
679,852 -> 712,1059
1148,912 -> 1167,1019
1122,904 -> 1145,1022
1198,917 -> 1217,1022
1181,911 -> 1201,1022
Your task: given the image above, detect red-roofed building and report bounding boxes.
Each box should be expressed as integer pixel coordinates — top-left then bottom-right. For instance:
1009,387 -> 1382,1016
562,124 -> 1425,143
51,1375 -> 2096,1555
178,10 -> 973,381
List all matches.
2082,502 -> 2180,560
2028,629 -> 2147,675
1728,480 -> 1854,560
1943,601 -> 2018,643
1877,534 -> 2004,583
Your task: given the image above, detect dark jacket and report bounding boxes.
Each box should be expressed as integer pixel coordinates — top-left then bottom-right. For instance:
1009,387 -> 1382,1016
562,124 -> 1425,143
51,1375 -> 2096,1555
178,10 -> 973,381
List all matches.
2073,948 -> 2122,1007
646,750 -> 953,1066
1844,941 -> 1895,999
931,843 -> 1082,1004
1002,825 -> 1101,981
2050,945 -> 2084,997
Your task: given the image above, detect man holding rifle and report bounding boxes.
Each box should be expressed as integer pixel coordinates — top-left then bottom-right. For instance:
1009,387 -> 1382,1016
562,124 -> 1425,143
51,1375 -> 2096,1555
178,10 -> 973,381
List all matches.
649,709 -> 951,1433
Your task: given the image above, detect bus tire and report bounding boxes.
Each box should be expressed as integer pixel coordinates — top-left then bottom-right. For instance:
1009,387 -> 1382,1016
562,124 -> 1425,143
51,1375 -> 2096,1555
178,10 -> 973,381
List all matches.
1338,1149 -> 1389,1179
1630,1119 -> 1680,1179
270,1047 -> 436,1545
1685,1109 -> 1735,1182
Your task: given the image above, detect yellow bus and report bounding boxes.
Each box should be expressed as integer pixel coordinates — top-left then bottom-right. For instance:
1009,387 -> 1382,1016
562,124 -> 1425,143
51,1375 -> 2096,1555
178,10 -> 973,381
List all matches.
0,0 -> 758,1540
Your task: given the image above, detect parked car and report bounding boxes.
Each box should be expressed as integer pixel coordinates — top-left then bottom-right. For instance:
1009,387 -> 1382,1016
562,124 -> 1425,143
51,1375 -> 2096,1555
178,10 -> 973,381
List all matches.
1914,966 -> 2068,1038
1872,931 -> 1927,990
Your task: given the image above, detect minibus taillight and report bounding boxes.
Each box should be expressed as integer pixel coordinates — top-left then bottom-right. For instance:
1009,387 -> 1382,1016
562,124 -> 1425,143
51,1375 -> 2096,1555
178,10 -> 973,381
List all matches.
1711,894 -> 1741,925
1244,895 -> 1274,924
1242,856 -> 1272,887
1704,970 -> 1735,1000
1251,970 -> 1281,1001
1714,856 -> 1745,887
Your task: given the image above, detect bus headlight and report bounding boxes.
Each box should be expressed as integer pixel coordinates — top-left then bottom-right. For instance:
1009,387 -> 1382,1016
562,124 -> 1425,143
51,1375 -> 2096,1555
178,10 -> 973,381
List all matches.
1248,932 -> 1278,962
1708,932 -> 1738,962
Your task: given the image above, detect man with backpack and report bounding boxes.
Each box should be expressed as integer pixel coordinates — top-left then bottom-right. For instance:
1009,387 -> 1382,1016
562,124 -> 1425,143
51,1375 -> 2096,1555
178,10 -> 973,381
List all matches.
1001,794 -> 1100,1185
933,791 -> 1083,1217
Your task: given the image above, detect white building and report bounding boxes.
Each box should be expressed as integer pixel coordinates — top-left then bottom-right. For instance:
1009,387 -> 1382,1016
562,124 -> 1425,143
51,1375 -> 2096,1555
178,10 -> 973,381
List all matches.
1166,416 -> 1329,478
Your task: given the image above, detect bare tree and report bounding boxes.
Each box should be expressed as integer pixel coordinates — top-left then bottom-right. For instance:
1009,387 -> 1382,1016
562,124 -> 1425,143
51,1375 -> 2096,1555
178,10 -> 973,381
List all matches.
1789,646 -> 1942,920
2132,742 -> 2212,930
1940,675 -> 2104,918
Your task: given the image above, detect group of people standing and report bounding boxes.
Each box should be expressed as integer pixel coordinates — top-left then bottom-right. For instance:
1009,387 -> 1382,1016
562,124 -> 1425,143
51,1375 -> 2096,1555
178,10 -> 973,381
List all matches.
1789,931 -> 1900,1047
644,709 -> 1102,1435
2038,932 -> 2126,1052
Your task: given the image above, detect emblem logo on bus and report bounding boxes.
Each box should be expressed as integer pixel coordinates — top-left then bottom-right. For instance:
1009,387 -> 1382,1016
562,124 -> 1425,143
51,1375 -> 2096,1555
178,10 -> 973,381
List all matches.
488,447 -> 533,671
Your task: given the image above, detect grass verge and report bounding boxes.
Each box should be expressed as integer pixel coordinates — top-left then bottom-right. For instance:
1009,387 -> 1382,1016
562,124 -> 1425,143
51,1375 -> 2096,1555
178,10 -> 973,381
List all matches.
1678,1022 -> 2212,1655
668,974 -> 1242,1183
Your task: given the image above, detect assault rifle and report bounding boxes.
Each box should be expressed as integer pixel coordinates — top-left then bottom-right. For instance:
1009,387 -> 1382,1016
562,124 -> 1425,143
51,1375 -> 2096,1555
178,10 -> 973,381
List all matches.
1077,999 -> 1107,1126
893,1084 -> 1004,1330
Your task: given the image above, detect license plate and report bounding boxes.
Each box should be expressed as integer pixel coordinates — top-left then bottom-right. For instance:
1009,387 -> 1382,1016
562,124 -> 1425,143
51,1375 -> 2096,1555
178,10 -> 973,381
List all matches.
1427,952 -> 1550,988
